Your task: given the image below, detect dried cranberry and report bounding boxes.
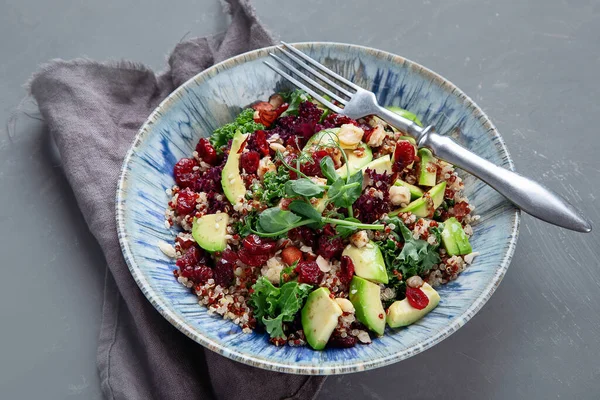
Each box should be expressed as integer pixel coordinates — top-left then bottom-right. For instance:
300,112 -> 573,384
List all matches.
328,334 -> 358,348
249,130 -> 270,156
190,265 -> 214,284
176,245 -> 203,269
393,141 -> 416,172
195,138 -> 218,165
317,235 -> 344,259
275,103 -> 289,116
242,234 -> 277,255
295,261 -> 323,285
173,158 -> 199,188
176,187 -> 197,215
339,256 -> 355,285
238,248 -> 270,267
214,250 -> 237,287
300,149 -> 330,177
324,113 -> 358,127
175,235 -> 195,249
287,227 -> 316,248
240,151 -> 260,174
406,286 -> 429,310
452,201 -> 471,222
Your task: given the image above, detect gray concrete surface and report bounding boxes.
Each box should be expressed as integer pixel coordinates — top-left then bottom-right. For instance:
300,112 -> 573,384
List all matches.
1,0 -> 599,399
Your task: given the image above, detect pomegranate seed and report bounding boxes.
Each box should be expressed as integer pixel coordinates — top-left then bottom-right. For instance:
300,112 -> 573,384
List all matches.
406,286 -> 429,310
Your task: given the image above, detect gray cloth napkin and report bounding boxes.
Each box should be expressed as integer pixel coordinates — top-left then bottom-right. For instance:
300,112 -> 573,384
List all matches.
28,1 -> 326,399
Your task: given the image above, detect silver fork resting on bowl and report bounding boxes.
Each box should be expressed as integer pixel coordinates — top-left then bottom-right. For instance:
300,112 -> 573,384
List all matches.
264,42 -> 592,233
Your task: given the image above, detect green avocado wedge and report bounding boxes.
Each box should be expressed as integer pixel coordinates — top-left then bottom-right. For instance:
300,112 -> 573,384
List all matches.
394,179 -> 424,200
349,276 -> 386,335
192,213 -> 229,252
417,148 -> 437,187
441,217 -> 472,256
390,181 -> 446,217
222,131 -> 250,205
301,287 -> 343,350
386,283 -> 440,328
342,241 -> 388,284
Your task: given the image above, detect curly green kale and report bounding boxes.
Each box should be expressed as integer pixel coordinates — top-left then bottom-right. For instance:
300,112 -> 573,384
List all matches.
209,109 -> 264,153
252,165 -> 290,206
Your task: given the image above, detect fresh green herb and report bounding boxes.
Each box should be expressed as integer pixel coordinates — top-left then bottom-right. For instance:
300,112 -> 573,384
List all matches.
320,156 -> 338,184
378,217 -> 441,280
233,212 -> 258,237
249,277 -> 313,339
257,208 -> 303,233
288,200 -> 324,222
280,89 -> 312,116
335,217 -> 363,238
284,178 -> 326,198
210,109 -> 264,153
327,172 -> 363,208
253,166 -> 290,206
280,263 -> 297,285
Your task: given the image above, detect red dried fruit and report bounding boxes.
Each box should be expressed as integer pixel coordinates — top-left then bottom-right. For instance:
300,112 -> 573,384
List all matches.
281,246 -> 303,266
295,261 -> 323,285
317,234 -> 344,259
214,250 -> 237,287
324,113 -> 358,127
176,187 -> 197,215
173,158 -> 199,188
406,286 -> 429,310
339,255 -> 355,285
195,138 -> 218,165
300,149 -> 330,177
249,130 -> 270,156
287,226 -> 316,248
275,103 -> 289,116
175,235 -> 195,249
242,234 -> 277,255
393,141 -> 416,172
240,150 -> 260,174
176,245 -> 203,269
328,334 -> 358,348
452,201 -> 471,222
238,248 -> 270,267
269,94 -> 285,108
190,265 -> 214,284
252,101 -> 278,127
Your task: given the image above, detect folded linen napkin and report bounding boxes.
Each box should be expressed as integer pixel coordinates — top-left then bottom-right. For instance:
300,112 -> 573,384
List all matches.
28,1 -> 325,399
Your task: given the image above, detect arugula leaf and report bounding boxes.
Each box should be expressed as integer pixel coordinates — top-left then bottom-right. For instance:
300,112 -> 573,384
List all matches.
258,207 -> 303,233
320,156 -> 338,184
210,109 -> 264,152
250,277 -> 313,339
280,89 -> 311,116
284,178 -> 325,198
253,166 -> 290,206
288,200 -> 323,222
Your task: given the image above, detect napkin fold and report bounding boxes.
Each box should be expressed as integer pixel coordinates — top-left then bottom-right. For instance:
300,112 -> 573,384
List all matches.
29,1 -> 326,399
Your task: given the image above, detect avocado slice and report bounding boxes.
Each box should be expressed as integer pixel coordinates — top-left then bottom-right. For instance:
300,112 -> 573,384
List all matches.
342,241 -> 388,284
385,106 -> 424,127
349,276 -> 386,335
417,148 -> 437,187
301,287 -> 343,350
361,155 -> 392,175
394,179 -> 424,200
192,213 -> 229,252
336,146 -> 374,179
390,181 -> 446,217
222,131 -> 250,205
303,128 -> 340,150
386,283 -> 440,328
442,217 -> 472,256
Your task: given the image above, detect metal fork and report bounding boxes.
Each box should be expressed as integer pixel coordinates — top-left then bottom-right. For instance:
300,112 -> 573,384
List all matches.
265,42 -> 592,233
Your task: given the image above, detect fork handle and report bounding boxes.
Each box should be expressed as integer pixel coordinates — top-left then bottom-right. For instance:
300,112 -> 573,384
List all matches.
377,107 -> 591,232
420,129 -> 592,232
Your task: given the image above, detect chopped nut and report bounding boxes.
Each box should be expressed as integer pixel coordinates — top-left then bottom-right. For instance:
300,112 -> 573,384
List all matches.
337,124 -> 364,149
406,275 -> 424,288
335,298 -> 355,313
389,185 -> 411,206
257,156 -> 276,178
366,125 -> 386,147
350,230 -> 369,248
158,241 -> 177,258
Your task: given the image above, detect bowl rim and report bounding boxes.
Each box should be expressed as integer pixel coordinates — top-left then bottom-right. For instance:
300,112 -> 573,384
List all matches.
116,41 -> 520,375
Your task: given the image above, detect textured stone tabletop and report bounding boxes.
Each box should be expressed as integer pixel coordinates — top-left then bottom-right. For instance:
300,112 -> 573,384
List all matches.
1,0 -> 598,398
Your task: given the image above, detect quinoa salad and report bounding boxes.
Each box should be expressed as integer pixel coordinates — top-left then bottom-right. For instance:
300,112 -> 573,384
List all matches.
160,90 -> 480,350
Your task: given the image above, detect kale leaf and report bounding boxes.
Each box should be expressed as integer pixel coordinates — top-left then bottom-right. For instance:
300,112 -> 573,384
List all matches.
209,109 -> 264,152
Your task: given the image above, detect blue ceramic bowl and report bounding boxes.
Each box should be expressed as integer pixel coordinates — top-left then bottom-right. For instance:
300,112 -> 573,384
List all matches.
116,42 -> 520,374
